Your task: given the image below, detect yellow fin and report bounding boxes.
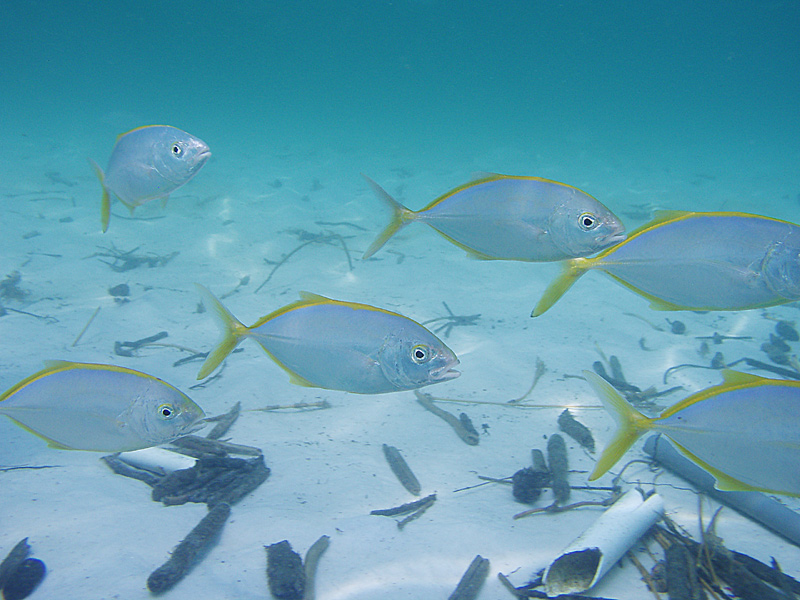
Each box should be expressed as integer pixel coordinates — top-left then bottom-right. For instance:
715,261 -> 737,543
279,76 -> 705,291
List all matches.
288,371 -> 316,387
531,258 -> 591,317
583,371 -> 653,481
297,291 -> 332,303
361,173 -> 416,259
195,284 -> 249,380
719,369 -> 769,387
89,158 -> 111,232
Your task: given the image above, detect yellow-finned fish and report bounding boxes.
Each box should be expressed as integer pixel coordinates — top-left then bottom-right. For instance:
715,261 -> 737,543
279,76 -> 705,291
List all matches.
533,210 -> 800,316
362,173 -> 625,261
584,369 -> 800,496
0,361 -> 206,451
195,284 -> 459,394
89,125 -> 211,232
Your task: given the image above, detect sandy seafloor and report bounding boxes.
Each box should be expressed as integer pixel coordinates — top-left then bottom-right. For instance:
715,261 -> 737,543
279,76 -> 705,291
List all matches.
2,130 -> 800,600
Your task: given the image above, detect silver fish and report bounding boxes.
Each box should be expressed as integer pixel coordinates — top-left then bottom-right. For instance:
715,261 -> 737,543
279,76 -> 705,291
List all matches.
0,361 -> 206,451
584,369 -> 800,496
195,284 -> 460,394
533,210 -> 800,316
362,173 -> 625,261
90,125 -> 211,232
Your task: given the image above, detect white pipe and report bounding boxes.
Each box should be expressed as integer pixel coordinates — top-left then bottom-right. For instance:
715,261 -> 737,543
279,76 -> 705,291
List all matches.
543,489 -> 664,596
117,447 -> 196,475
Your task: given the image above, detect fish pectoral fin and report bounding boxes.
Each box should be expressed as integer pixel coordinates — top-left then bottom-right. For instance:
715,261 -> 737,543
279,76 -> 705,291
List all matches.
288,371 -> 316,387
531,259 -> 590,317
88,158 -> 111,232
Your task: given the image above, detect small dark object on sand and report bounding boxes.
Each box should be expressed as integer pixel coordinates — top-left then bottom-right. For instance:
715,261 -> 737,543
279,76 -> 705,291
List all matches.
1,558 -> 46,600
665,543 -> 704,600
547,434 -> 570,504
147,502 -> 231,595
108,283 -> 130,297
776,320 -> 799,341
382,444 -> 421,496
151,454 -> 270,507
266,540 -> 305,600
0,539 -> 30,590
557,409 -> 595,452
512,467 -> 551,504
447,554 -> 490,600
667,319 -> 686,334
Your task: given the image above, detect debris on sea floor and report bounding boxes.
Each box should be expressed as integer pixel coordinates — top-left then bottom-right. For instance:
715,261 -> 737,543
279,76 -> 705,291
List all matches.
371,494 -> 438,530
265,536 -> 330,600
414,390 -> 480,445
147,502 -> 231,595
382,444 -> 421,496
447,554 -> 490,600
88,243 -> 179,272
557,409 -> 595,453
421,301 -> 481,338
592,352 -> 681,408
0,539 -> 46,600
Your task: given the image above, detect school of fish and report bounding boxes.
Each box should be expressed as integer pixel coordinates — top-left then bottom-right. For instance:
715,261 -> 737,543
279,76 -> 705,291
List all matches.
2,123 -> 799,499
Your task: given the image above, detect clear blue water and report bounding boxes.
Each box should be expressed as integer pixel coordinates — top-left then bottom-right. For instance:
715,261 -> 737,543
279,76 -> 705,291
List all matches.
2,2 -> 800,598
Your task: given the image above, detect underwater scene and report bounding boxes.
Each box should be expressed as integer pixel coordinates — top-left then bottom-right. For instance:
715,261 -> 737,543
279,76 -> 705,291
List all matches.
2,1 -> 800,598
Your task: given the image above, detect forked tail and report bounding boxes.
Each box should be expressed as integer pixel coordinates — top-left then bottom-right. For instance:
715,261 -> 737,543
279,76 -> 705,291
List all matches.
195,284 -> 249,379
361,174 -> 416,259
582,370 -> 652,481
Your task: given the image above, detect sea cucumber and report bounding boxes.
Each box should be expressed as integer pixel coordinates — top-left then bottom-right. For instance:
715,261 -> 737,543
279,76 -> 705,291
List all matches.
382,444 -> 421,495
147,502 -> 231,595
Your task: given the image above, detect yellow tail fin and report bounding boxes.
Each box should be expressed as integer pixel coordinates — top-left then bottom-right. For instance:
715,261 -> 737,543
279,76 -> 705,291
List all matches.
195,284 -> 248,380
531,258 -> 590,317
582,370 -> 652,481
89,158 -> 110,233
361,174 -> 416,259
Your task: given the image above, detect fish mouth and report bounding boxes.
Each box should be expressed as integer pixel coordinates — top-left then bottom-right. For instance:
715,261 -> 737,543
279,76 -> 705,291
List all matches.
431,362 -> 461,381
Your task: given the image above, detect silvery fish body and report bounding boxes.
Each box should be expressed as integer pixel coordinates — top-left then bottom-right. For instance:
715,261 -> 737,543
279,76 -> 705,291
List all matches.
362,174 -> 626,261
90,125 -> 211,231
533,211 -> 800,316
0,361 -> 206,451
585,369 -> 800,496
195,285 -> 460,394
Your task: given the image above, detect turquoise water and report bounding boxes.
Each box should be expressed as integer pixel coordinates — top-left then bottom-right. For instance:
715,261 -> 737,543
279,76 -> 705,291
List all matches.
2,2 -> 800,598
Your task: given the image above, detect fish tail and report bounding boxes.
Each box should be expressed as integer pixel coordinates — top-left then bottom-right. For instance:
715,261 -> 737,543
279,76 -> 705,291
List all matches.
361,173 -> 416,259
582,370 -> 652,481
195,284 -> 249,380
89,158 -> 111,233
530,258 -> 590,317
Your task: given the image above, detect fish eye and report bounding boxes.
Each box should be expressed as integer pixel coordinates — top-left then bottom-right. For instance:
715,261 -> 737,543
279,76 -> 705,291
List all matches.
171,143 -> 184,157
578,212 -> 599,231
411,344 -> 431,364
158,403 -> 177,420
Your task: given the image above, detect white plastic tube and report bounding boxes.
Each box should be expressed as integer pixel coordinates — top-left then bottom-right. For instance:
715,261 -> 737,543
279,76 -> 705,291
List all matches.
117,447 -> 196,474
543,489 -> 664,596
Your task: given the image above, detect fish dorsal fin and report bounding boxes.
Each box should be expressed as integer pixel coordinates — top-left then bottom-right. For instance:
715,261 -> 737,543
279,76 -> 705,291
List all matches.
43,359 -> 75,370
469,171 -> 504,183
298,291 -> 333,303
720,369 -> 768,387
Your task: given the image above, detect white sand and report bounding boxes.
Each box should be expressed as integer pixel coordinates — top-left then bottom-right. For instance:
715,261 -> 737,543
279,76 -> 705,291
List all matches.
2,133 -> 799,599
